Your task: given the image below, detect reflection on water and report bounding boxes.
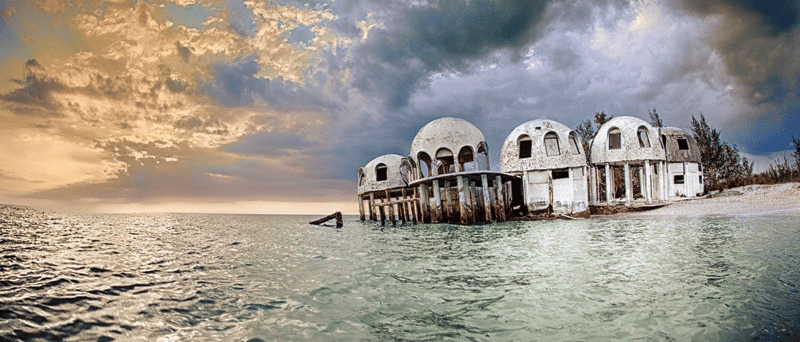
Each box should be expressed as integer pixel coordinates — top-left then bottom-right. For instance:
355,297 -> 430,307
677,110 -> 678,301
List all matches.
1,205 -> 798,341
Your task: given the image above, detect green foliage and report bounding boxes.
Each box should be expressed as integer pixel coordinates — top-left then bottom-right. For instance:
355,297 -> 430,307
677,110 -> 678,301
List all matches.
648,108 -> 663,128
690,114 -> 753,191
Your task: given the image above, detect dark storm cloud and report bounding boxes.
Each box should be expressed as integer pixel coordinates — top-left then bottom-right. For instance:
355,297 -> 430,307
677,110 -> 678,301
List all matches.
676,0 -> 800,106
351,0 -> 550,110
0,59 -> 65,117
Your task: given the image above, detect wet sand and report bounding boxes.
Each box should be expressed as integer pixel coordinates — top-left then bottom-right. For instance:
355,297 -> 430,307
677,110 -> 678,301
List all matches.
617,182 -> 800,218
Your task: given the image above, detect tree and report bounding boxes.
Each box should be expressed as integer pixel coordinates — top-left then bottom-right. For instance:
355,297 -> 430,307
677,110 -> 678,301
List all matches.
690,114 -> 753,191
648,108 -> 663,128
793,135 -> 800,173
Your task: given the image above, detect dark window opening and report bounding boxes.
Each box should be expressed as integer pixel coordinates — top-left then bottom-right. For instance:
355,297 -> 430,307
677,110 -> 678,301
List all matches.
519,138 -> 532,159
661,134 -> 667,148
359,171 -> 365,186
674,175 -> 684,184
677,138 -> 689,150
609,128 -> 621,150
699,175 -> 703,184
569,133 -> 581,155
376,164 -> 387,181
552,169 -> 569,179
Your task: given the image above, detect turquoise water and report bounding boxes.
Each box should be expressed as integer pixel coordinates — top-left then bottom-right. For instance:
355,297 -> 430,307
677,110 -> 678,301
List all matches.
1,205 -> 798,341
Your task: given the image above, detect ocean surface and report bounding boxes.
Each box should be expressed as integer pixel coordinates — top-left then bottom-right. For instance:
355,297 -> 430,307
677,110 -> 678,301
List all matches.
1,205 -> 798,341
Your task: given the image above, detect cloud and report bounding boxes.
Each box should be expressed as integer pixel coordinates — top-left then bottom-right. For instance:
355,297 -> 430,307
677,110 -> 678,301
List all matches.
350,0 -> 550,110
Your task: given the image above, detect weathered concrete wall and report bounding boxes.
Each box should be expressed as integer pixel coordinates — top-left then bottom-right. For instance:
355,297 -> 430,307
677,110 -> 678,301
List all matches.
666,162 -> 704,198
521,166 -> 589,215
590,116 -> 665,164
500,119 -> 586,172
409,117 -> 489,179
661,127 -> 701,163
357,154 -> 408,194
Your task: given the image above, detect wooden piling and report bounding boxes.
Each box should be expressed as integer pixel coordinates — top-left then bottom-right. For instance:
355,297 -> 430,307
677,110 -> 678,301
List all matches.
419,184 -> 430,223
481,174 -> 492,223
369,193 -> 376,221
457,175 -> 468,225
432,179 -> 442,223
379,199 -> 386,226
469,181 -> 478,225
494,176 -> 506,222
358,195 -> 365,221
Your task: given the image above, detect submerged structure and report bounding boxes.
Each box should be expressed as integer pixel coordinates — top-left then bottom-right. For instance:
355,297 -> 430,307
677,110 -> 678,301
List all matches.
661,127 -> 704,199
500,119 -> 589,217
358,115 -> 706,225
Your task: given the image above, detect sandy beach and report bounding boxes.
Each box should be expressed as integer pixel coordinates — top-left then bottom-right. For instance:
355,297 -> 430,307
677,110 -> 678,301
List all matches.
616,182 -> 800,218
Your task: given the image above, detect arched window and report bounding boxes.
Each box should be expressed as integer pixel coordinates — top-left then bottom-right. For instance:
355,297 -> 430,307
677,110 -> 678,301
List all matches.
417,152 -> 432,178
358,169 -> 365,186
476,141 -> 490,170
544,132 -> 560,156
608,127 -> 621,150
435,148 -> 455,174
459,146 -> 475,172
637,126 -> 651,148
518,135 -> 532,159
568,132 -> 581,155
375,163 -> 387,181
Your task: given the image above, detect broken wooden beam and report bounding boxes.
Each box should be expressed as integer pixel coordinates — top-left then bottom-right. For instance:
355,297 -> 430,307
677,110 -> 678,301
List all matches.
309,211 -> 343,228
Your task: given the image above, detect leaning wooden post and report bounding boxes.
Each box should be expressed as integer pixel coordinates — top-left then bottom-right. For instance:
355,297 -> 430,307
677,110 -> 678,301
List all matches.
432,179 -> 442,223
411,188 -> 419,224
369,193 -> 376,221
481,173 -> 493,223
457,175 -> 469,225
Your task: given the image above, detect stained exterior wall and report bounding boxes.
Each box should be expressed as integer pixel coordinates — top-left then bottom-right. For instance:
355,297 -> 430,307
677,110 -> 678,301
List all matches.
357,154 -> 408,195
660,127 -> 704,198
500,119 -> 589,215
590,116 -> 665,164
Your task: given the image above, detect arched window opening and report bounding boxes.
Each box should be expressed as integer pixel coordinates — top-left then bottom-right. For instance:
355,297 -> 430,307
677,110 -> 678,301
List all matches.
518,135 -> 532,159
661,134 -> 667,148
399,158 -> 411,185
435,148 -> 455,174
608,128 -> 621,150
358,169 -> 365,186
376,163 -> 387,182
638,126 -> 651,148
568,132 -> 581,155
544,132 -> 560,156
459,146 -> 475,172
417,152 -> 432,178
406,158 -> 417,181
476,141 -> 490,170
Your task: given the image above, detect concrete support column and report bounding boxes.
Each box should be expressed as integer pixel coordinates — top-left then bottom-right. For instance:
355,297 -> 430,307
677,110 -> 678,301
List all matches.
432,179 -> 442,223
624,163 -> 632,202
604,163 -> 612,203
644,160 -> 652,204
369,193 -> 376,221
494,176 -> 506,222
588,166 -> 596,204
481,173 -> 493,223
457,175 -> 469,225
444,181 -> 452,223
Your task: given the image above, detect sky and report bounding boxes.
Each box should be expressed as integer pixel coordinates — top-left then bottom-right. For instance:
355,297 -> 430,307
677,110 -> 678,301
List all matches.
0,0 -> 798,214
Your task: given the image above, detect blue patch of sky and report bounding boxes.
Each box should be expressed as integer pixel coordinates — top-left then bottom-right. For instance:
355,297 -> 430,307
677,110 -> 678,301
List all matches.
226,1 -> 257,36
163,2 -> 217,29
0,18 -> 30,62
286,25 -> 314,45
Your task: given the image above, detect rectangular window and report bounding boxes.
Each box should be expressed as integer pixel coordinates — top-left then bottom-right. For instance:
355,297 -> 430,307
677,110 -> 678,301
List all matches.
609,133 -> 621,149
677,138 -> 689,150
519,140 -> 532,158
552,169 -> 569,179
376,166 -> 387,181
699,175 -> 703,184
674,175 -> 684,184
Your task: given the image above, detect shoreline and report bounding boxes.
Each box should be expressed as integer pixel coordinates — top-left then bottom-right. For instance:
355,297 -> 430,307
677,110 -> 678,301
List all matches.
611,182 -> 800,219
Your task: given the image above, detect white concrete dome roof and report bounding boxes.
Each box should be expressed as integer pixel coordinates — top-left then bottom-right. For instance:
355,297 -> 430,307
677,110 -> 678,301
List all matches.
357,154 -> 408,194
500,119 -> 586,172
410,117 -> 486,161
661,127 -> 701,163
590,116 -> 665,164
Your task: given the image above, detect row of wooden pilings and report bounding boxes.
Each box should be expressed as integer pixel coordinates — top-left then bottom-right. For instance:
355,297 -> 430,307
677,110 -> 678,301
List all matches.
358,172 -> 516,226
